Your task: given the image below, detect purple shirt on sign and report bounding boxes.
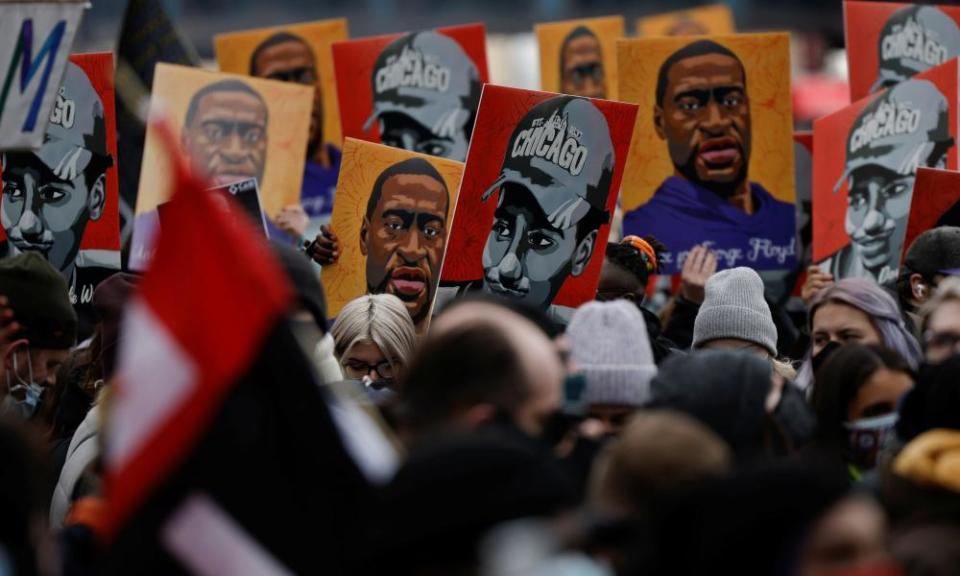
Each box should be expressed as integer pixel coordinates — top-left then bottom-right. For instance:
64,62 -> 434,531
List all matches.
623,176 -> 797,274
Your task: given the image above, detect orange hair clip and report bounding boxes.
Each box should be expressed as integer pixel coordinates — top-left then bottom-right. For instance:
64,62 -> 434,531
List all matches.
621,235 -> 659,274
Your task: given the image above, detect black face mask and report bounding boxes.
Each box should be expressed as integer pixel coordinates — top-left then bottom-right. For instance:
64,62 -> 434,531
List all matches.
811,340 -> 843,375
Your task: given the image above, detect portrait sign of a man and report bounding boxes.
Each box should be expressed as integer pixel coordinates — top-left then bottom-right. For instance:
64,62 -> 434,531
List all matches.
360,157 -> 450,328
363,31 -> 481,162
181,79 -> 268,188
319,138 -> 463,332
621,38 -> 796,273
870,5 -> 960,94
1,61 -> 118,312
437,93 -> 630,324
559,26 -> 607,99
820,80 -> 953,284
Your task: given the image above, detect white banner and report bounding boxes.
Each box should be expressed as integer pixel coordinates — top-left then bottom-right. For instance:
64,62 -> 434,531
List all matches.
0,1 -> 84,150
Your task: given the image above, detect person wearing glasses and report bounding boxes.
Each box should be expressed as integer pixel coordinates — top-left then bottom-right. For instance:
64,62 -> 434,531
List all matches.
559,26 -> 607,99
331,294 -> 417,391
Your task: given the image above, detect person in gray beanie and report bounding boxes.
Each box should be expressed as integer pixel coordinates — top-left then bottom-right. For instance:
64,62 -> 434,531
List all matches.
693,267 -> 795,379
566,300 -> 657,434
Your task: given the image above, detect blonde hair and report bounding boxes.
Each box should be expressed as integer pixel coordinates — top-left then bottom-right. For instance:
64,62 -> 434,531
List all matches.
919,277 -> 960,334
332,294 -> 417,371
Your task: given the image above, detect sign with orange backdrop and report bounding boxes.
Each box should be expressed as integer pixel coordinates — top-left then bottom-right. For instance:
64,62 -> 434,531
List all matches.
902,167 -> 960,263
618,33 -> 796,273
437,85 -> 638,323
812,59 -> 958,285
636,4 -> 735,37
845,1 -> 960,102
535,16 -> 624,100
0,52 -> 120,331
214,18 -> 348,156
332,23 -> 488,163
129,63 -> 312,270
321,138 -> 463,332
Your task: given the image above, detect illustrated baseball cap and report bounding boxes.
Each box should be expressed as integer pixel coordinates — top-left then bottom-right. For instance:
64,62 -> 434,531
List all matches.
836,79 -> 953,192
33,61 -> 112,182
904,226 -> 960,277
870,6 -> 960,93
363,31 -> 481,140
481,95 -> 614,230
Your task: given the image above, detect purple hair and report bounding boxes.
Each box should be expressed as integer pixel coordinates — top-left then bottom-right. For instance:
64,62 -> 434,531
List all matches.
796,278 -> 922,390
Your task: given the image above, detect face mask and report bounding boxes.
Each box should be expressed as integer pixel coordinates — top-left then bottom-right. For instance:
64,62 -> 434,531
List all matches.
3,349 -> 43,420
844,412 -> 898,471
812,340 -> 843,374
562,372 -> 589,417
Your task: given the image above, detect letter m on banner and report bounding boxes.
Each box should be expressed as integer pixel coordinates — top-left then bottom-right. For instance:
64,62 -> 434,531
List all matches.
0,1 -> 84,150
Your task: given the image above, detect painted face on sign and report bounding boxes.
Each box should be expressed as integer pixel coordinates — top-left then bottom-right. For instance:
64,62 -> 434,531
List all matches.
844,165 -> 917,276
482,183 -> 594,309
1,152 -> 105,275
379,111 -> 469,161
362,171 -> 449,326
251,36 -> 323,156
655,52 -> 751,198
182,84 -> 268,187
560,32 -> 606,99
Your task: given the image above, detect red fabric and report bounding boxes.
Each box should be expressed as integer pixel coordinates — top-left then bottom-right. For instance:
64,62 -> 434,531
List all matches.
103,120 -> 292,540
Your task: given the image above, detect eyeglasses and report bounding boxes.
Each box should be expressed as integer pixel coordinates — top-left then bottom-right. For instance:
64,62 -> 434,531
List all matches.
342,359 -> 395,380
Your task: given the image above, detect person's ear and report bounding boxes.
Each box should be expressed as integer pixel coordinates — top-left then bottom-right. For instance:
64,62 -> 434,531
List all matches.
87,173 -> 107,221
3,339 -> 28,372
910,273 -> 928,301
571,229 -> 598,277
359,216 -> 369,257
654,104 -> 666,140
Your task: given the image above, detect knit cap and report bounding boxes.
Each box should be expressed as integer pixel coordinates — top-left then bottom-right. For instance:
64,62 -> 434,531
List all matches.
566,300 -> 657,407
0,252 -> 76,349
693,267 -> 777,356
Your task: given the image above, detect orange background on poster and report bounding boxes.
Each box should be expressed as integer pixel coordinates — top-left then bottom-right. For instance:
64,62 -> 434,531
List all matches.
535,16 -> 624,100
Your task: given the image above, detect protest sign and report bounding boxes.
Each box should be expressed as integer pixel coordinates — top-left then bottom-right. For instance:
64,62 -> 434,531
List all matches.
619,33 -> 797,273
129,63 -> 312,269
813,59 -> 958,283
333,23 -> 488,163
322,138 -> 463,331
0,1 -> 85,149
535,16 -> 624,100
437,85 -> 638,323
845,1 -> 960,101
636,4 -> 735,37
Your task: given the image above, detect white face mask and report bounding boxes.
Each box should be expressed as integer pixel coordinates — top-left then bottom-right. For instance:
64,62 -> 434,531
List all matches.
2,349 -> 43,420
843,412 -> 899,471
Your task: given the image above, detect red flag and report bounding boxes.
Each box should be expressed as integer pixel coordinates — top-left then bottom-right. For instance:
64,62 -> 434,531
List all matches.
103,120 -> 292,540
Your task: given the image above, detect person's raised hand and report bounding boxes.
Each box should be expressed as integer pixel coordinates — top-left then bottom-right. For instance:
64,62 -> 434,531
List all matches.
801,265 -> 834,307
305,225 -> 340,266
680,244 -> 718,304
275,204 -> 309,239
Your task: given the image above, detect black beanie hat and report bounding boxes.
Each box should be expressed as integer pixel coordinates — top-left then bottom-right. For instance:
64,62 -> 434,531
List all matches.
0,253 -> 76,350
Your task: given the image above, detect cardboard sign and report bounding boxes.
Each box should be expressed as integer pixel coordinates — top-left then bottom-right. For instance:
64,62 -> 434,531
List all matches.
535,16 -> 624,100
813,59 -> 958,284
322,138 -> 463,332
437,85 -> 638,323
845,1 -> 960,102
215,18 -> 348,161
332,23 -> 489,163
0,1 -> 85,150
618,33 -> 797,273
0,52 -> 120,329
636,4 -> 735,37
902,167 -> 960,261
129,63 -> 312,270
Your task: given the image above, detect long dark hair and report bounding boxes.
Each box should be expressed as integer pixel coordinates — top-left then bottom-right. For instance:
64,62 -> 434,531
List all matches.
811,344 -> 913,447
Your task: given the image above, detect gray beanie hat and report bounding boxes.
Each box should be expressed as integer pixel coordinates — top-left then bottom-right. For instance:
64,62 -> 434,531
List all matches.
566,300 -> 657,407
693,267 -> 778,356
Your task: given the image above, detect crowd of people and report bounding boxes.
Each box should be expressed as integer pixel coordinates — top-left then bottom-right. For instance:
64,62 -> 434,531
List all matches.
1,217 -> 959,574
